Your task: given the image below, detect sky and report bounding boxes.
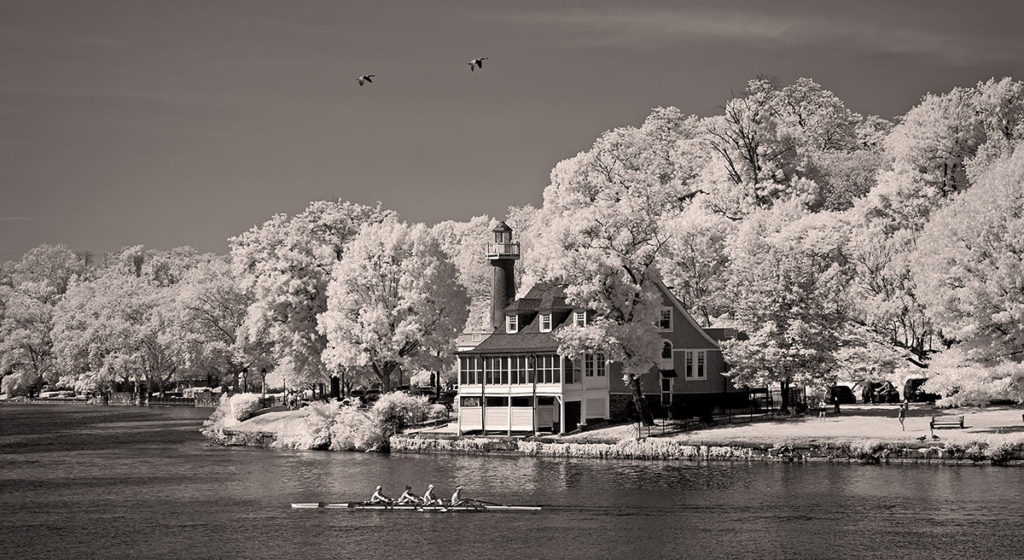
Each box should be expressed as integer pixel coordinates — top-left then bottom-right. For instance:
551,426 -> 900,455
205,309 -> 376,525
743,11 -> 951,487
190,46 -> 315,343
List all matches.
2,0 -> 1024,261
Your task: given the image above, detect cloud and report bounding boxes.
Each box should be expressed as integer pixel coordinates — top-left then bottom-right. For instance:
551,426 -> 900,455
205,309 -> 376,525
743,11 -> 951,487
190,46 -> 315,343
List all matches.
491,5 -> 1024,65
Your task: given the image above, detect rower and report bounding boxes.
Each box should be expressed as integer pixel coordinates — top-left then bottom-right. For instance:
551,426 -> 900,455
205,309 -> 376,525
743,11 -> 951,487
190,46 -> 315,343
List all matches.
422,484 -> 439,505
450,485 -> 464,507
396,485 -> 418,504
369,485 -> 391,504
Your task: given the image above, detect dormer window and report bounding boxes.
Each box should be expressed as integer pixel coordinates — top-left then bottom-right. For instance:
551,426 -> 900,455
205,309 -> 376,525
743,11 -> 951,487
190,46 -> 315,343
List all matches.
506,315 -> 519,334
658,307 -> 672,330
539,313 -> 552,332
574,310 -> 587,328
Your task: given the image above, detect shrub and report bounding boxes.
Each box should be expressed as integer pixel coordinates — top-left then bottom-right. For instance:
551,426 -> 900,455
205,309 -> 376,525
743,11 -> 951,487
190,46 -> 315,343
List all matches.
328,406 -> 373,451
363,392 -> 430,451
202,393 -> 264,440
275,401 -> 337,450
426,404 -> 449,420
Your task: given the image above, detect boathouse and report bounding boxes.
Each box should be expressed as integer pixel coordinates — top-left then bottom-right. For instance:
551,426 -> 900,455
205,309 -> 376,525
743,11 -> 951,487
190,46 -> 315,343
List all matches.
455,222 -> 743,435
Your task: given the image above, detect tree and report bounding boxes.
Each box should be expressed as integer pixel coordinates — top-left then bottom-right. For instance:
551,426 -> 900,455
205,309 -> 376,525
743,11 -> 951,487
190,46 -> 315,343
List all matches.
921,348 -> 1024,407
860,78 -> 1024,234
911,142 -> 1024,363
319,220 -> 469,391
0,244 -> 85,396
657,205 -> 733,326
719,202 -> 853,411
0,287 -> 58,396
231,201 -> 396,391
847,224 -> 932,357
530,108 -> 698,425
168,257 -> 274,390
49,246 -> 204,399
700,77 -> 873,217
431,215 -> 497,300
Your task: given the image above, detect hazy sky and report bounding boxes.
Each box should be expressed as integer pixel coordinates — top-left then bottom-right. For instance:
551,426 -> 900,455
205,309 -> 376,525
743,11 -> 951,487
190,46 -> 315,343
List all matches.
3,0 -> 1024,260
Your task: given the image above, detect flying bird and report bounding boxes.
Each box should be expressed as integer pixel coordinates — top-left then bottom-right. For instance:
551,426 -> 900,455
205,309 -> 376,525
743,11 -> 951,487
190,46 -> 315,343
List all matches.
357,74 -> 375,86
468,57 -> 488,71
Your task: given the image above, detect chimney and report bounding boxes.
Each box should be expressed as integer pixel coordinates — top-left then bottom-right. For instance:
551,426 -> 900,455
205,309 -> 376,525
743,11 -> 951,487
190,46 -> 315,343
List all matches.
486,221 -> 520,331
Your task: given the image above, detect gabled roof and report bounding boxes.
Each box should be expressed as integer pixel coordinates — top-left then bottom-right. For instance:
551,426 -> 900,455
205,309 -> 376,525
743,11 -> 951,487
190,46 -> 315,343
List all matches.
654,279 -> 721,348
459,280 -> 723,356
462,282 -> 569,355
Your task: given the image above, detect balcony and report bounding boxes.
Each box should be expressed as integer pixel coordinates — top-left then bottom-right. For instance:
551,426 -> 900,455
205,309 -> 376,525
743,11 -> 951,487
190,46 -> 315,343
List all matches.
486,242 -> 521,259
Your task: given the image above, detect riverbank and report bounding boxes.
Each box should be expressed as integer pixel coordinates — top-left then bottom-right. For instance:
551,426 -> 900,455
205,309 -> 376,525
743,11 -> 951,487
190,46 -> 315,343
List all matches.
217,403 -> 1024,465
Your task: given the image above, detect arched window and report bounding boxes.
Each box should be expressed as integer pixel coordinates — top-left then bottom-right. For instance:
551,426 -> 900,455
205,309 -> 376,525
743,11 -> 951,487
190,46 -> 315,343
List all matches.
662,341 -> 673,360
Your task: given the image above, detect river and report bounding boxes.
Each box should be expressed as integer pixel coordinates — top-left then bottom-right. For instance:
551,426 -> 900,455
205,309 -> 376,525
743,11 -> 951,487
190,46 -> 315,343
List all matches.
1,405 -> 1021,560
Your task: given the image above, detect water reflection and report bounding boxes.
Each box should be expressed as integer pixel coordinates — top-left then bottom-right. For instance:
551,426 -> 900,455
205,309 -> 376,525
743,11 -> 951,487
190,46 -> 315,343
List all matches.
2,406 -> 1023,560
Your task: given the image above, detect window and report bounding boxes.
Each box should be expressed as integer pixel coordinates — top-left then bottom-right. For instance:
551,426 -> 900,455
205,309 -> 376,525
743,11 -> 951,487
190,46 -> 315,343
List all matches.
536,354 -> 560,384
511,396 -> 533,407
459,356 -> 483,385
568,357 -> 580,384
539,313 -> 552,332
574,310 -> 587,327
658,307 -> 672,330
506,315 -> 518,334
484,356 -> 508,385
683,350 -> 706,380
596,353 -> 606,377
584,354 -> 594,377
661,378 -> 672,407
461,396 -> 481,407
661,341 -> 672,360
509,355 -> 524,384
485,396 -> 508,407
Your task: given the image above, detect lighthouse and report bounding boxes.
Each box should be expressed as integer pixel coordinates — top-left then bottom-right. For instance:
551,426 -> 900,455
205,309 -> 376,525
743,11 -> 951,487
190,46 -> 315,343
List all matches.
486,221 -> 520,331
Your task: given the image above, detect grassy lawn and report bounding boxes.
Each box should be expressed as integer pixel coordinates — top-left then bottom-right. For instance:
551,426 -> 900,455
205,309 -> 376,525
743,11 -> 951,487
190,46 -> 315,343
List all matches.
559,404 -> 1024,446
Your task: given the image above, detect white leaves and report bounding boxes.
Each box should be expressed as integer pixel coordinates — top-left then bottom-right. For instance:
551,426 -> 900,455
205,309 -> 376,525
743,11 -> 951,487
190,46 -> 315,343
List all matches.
721,202 -> 854,387
910,142 -> 1024,362
318,220 -> 469,388
229,201 -> 395,379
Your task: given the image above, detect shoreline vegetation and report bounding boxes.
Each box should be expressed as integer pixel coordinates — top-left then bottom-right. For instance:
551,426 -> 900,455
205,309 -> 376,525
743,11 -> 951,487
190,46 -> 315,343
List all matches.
208,396 -> 1024,466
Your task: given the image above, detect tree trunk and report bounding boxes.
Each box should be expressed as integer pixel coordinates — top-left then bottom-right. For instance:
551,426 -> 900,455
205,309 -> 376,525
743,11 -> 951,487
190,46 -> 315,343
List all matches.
376,363 -> 397,392
628,374 -> 655,426
330,376 -> 340,400
780,379 -> 791,414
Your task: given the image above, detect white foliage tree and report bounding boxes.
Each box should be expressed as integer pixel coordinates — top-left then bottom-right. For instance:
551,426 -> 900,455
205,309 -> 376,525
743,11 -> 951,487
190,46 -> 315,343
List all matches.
720,202 -> 854,410
911,141 -> 1024,363
319,220 -> 469,391
230,201 -> 396,390
531,108 -> 698,424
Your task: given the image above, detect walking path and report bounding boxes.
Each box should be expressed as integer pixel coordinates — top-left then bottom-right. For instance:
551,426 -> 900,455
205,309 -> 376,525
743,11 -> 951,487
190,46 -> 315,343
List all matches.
558,404 -> 1024,445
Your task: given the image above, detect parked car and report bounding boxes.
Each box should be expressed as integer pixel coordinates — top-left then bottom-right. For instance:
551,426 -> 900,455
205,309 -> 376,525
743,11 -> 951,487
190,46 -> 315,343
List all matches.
860,381 -> 901,404
827,385 -> 857,405
903,378 -> 940,403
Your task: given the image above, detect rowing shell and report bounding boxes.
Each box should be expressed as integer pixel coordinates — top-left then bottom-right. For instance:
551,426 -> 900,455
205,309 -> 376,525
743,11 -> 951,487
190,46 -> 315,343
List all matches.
291,502 -> 541,512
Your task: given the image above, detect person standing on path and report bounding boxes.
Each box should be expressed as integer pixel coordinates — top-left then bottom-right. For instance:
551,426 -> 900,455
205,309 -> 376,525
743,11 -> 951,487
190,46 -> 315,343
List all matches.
898,401 -> 908,431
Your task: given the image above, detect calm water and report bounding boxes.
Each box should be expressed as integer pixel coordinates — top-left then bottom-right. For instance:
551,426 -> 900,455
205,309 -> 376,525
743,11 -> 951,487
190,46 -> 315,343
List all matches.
1,405 -> 1022,560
